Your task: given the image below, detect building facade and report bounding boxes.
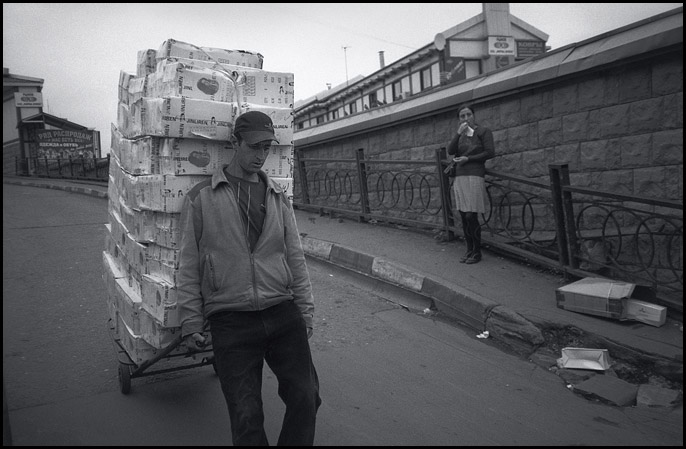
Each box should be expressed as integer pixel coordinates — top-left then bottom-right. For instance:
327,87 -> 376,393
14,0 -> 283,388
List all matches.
3,68 -> 44,174
294,3 -> 548,131
3,67 -> 101,175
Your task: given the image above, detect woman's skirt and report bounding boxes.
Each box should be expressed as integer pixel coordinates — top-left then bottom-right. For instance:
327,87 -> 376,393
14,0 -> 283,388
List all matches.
452,175 -> 489,213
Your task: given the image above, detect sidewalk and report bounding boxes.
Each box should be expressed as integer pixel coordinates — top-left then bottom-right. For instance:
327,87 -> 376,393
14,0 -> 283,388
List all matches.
293,207 -> 683,360
5,175 -> 682,370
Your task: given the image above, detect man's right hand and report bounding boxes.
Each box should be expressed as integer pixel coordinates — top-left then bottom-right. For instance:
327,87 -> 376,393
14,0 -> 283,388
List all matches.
184,332 -> 208,352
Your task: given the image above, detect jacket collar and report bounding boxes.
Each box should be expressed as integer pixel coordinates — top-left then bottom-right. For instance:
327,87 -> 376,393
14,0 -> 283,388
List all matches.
211,164 -> 284,194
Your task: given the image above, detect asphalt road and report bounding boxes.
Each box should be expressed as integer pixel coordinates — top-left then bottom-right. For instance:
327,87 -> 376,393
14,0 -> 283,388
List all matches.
3,184 -> 682,445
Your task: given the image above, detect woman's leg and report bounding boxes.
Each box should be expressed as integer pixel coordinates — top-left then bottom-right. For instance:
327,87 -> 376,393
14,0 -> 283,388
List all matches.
465,212 -> 482,263
459,211 -> 473,262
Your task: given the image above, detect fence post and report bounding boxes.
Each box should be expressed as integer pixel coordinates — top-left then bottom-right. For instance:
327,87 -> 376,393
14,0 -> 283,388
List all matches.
559,164 -> 579,269
550,164 -> 579,269
355,148 -> 370,222
549,164 -> 569,267
80,156 -> 86,178
106,153 -> 111,180
44,156 -> 50,178
68,156 -> 74,177
436,147 -> 455,240
296,148 -> 310,205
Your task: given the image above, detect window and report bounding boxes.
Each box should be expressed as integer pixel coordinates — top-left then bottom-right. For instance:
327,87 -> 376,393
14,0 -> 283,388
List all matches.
465,60 -> 481,79
430,62 -> 440,87
316,114 -> 325,125
400,77 -> 410,98
385,84 -> 393,103
392,80 -> 402,101
368,91 -> 378,108
411,71 -> 421,94
376,87 -> 386,105
421,67 -> 431,90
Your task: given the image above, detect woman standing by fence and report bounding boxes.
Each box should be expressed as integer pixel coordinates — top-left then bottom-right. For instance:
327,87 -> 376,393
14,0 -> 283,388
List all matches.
446,104 -> 496,264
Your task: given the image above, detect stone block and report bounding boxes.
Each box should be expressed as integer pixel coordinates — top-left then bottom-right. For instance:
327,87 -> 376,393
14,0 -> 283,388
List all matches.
573,375 -> 638,406
636,384 -> 683,407
485,305 -> 545,355
618,65 -> 652,102
552,84 -> 578,116
562,111 -> 589,143
537,117 -> 562,147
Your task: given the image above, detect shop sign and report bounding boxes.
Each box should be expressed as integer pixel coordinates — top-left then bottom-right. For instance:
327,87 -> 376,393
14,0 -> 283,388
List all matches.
517,40 -> 545,58
35,129 -> 96,159
14,92 -> 43,107
488,36 -> 515,56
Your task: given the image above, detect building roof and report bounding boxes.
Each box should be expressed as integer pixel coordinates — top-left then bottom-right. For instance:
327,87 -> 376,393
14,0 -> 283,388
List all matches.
19,112 -> 90,131
3,67 -> 44,96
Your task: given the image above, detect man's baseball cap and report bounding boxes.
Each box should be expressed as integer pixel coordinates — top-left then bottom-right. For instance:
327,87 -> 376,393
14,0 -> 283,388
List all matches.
234,111 -> 279,145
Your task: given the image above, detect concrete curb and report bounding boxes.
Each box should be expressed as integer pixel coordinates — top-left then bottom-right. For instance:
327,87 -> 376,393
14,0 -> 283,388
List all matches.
301,235 -> 544,352
4,178 -> 108,199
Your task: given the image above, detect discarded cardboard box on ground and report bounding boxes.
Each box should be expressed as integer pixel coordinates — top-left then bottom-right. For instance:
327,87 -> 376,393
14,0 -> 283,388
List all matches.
557,347 -> 612,371
556,277 -> 666,327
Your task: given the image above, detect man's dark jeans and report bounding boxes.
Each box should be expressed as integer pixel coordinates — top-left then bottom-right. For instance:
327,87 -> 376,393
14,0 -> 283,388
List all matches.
209,300 -> 321,446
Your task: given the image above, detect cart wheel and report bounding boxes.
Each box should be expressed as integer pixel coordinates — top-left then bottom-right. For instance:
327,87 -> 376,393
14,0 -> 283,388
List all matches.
118,363 -> 132,395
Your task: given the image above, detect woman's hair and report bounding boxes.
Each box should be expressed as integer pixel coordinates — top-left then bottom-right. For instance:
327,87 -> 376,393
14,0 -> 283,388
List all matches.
457,103 -> 475,116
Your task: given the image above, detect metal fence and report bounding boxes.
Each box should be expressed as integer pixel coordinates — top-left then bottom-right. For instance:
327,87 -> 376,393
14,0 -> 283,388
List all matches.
13,150 -> 682,313
295,147 -> 683,314
16,155 -> 110,182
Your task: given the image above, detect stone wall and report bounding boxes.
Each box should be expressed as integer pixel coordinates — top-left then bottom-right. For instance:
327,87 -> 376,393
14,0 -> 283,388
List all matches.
295,49 -> 682,205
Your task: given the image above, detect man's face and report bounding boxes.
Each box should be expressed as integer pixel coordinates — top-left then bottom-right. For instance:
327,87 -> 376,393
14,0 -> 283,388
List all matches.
235,139 -> 271,175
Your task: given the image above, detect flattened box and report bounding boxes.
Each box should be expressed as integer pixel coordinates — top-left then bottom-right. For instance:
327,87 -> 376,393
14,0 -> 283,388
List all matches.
555,277 -> 655,320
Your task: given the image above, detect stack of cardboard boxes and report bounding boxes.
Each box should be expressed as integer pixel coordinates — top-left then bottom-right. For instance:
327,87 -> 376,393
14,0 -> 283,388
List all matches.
103,38 -> 295,364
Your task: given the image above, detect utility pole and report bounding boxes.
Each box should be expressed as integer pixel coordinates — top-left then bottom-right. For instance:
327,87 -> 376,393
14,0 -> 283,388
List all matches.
342,45 -> 350,86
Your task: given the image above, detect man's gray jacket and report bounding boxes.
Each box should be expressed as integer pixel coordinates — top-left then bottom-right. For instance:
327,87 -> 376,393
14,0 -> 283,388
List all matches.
177,167 -> 314,338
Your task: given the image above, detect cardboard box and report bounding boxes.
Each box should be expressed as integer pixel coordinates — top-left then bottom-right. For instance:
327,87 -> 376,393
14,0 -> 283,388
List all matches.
111,124 -> 234,176
118,72 -> 148,106
261,145 -> 294,178
557,347 -> 611,371
235,70 -> 294,107
157,38 -> 263,69
124,96 -> 236,140
114,198 -> 182,247
109,208 -> 180,272
105,248 -> 181,348
118,71 -> 135,105
137,49 -> 157,77
104,228 -> 144,300
147,60 -> 237,103
141,273 -> 179,328
155,59 -> 293,106
103,250 -> 142,335
624,299 -> 666,327
556,277 -> 656,321
109,154 -> 208,212
116,314 -> 186,365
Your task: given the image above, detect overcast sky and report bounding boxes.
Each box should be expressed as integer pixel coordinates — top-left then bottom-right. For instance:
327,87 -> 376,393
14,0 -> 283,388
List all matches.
3,3 -> 682,153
